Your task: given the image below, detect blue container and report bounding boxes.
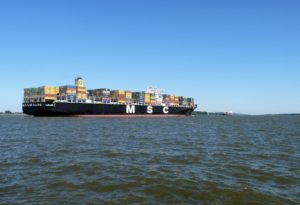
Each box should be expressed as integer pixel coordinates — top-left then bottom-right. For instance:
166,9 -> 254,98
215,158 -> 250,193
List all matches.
67,94 -> 76,101
78,98 -> 86,102
138,96 -> 144,104
103,100 -> 111,103
65,85 -> 76,88
102,93 -> 110,97
102,97 -> 111,103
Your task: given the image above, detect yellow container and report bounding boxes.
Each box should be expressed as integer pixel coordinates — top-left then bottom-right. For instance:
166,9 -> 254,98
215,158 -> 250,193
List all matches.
40,86 -> 59,95
150,99 -> 156,104
125,91 -> 132,99
77,93 -> 87,97
144,93 -> 150,101
118,100 -> 125,103
115,90 -> 125,95
44,93 -> 56,100
110,90 -> 125,104
45,97 -> 55,100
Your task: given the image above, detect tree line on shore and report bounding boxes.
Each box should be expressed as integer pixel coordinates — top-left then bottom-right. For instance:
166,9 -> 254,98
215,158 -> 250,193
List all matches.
0,111 -> 23,114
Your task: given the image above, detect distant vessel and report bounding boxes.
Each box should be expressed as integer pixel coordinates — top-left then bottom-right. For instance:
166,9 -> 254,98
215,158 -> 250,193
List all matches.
223,110 -> 233,116
22,77 -> 196,117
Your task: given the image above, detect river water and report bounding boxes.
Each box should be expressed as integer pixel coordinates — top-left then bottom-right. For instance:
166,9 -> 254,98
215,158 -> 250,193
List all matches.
0,115 -> 299,204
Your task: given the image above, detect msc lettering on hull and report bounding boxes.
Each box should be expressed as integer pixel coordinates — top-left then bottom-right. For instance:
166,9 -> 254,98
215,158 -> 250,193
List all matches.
163,107 -> 169,114
126,105 -> 169,114
147,106 -> 153,114
126,105 -> 135,114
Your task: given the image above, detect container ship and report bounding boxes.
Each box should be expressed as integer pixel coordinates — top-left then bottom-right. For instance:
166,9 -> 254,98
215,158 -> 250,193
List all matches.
22,77 -> 196,117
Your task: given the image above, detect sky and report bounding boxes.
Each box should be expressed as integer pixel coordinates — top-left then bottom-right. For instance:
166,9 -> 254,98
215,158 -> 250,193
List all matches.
0,0 -> 299,114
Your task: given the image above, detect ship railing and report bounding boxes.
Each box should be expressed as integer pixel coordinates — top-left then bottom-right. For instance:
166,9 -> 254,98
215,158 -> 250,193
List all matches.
52,100 -> 193,108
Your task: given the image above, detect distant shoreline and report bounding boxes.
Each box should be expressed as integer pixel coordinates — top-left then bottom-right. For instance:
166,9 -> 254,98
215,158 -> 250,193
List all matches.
192,111 -> 300,116
0,112 -> 23,115
1,111 -> 299,116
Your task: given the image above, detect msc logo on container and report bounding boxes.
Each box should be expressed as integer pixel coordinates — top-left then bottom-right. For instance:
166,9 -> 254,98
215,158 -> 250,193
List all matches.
126,105 -> 169,114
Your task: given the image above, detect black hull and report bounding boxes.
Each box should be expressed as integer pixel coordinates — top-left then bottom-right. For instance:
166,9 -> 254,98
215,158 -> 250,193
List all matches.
22,102 -> 194,117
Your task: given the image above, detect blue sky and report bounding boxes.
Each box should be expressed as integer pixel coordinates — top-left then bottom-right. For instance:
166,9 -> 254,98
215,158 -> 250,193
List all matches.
0,0 -> 299,114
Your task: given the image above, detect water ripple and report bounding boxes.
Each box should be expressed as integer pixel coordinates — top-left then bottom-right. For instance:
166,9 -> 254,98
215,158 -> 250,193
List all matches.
0,115 -> 299,204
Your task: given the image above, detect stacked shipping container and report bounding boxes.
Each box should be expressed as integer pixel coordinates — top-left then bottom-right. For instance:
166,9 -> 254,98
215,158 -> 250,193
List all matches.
125,90 -> 132,103
150,94 -> 156,105
144,93 -> 150,104
111,90 -> 125,103
132,92 -> 144,104
24,86 -> 59,102
88,88 -> 111,103
23,78 -> 195,107
179,96 -> 186,106
163,94 -> 171,105
39,86 -> 59,101
58,85 -> 76,102
187,98 -> 194,107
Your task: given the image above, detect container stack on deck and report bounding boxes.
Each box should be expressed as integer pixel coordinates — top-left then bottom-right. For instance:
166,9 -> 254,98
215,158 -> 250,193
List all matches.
24,86 -> 59,103
88,88 -> 111,103
150,94 -> 156,105
179,96 -> 187,106
132,92 -> 144,104
163,95 -> 170,105
101,89 -> 111,103
58,85 -> 76,102
144,92 -> 150,104
23,77 -> 195,107
24,88 -> 39,102
39,86 -> 59,102
125,91 -> 132,103
174,96 -> 179,106
187,98 -> 194,107
111,90 -> 125,103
